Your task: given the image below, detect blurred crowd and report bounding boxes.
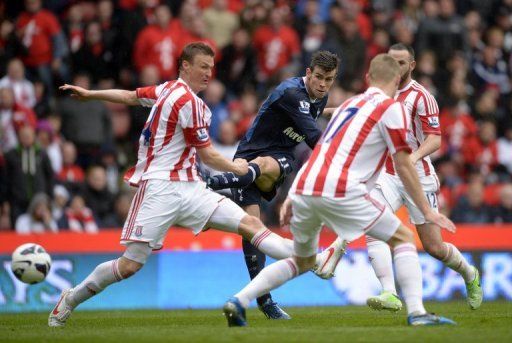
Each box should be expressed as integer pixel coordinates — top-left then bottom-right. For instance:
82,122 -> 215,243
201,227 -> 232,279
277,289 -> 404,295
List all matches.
1,0 -> 512,234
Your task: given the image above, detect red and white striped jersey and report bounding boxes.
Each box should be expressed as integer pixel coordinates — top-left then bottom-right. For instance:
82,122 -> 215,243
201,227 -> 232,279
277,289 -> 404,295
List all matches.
124,78 -> 211,186
291,87 -> 411,198
385,79 -> 440,177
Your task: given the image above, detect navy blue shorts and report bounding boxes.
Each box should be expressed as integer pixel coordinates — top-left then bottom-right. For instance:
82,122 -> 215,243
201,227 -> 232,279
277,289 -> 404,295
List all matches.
231,153 -> 294,207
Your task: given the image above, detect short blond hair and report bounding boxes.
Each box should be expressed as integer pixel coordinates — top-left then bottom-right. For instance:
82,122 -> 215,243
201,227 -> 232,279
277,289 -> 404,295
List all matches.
368,54 -> 400,84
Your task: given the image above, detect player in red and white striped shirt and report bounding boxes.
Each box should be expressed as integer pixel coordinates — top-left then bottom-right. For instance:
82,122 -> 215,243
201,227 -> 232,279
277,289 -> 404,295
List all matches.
50,43 -> 337,327
224,54 -> 456,327
364,44 -> 482,313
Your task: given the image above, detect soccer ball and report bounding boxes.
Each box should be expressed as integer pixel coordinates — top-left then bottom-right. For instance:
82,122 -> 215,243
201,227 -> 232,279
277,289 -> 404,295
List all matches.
11,243 -> 52,284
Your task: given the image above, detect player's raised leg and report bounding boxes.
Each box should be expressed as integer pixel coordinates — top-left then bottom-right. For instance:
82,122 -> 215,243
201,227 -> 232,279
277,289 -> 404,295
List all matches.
416,223 -> 482,310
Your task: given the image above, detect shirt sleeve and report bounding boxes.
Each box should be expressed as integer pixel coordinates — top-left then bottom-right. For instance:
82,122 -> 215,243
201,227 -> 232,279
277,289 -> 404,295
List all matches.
417,92 -> 441,135
135,82 -> 167,107
179,98 -> 211,148
276,89 -> 322,149
378,101 -> 412,155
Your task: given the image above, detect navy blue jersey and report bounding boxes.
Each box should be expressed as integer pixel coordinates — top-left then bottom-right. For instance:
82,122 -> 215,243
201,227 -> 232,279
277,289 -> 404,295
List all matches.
235,77 -> 328,160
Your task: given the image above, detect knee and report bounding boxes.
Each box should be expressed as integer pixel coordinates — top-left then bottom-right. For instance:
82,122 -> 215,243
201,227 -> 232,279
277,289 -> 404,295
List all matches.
423,241 -> 446,259
238,215 -> 265,239
118,258 -> 143,279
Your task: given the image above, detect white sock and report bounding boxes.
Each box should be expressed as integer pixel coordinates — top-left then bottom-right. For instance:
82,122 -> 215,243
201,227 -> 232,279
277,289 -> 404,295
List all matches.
393,243 -> 426,315
251,229 -> 294,260
366,236 -> 397,294
442,243 -> 476,283
235,258 -> 298,308
68,259 -> 123,307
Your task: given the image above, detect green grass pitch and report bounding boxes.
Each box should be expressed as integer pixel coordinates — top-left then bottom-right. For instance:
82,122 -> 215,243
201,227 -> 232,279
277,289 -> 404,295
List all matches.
1,301 -> 511,342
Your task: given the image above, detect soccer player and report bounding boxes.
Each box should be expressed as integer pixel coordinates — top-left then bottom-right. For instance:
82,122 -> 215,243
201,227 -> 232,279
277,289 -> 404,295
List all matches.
48,42 -> 334,327
223,54 -> 456,327
205,50 -> 346,319
363,44 -> 482,312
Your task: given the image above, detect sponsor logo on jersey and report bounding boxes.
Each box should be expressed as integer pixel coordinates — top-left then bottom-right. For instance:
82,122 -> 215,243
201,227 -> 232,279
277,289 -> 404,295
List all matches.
196,128 -> 209,142
299,100 -> 310,114
427,116 -> 439,128
283,127 -> 306,142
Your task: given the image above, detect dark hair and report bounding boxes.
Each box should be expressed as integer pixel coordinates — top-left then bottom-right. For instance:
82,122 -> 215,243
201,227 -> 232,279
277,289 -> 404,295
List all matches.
389,43 -> 415,60
309,51 -> 340,73
178,42 -> 215,71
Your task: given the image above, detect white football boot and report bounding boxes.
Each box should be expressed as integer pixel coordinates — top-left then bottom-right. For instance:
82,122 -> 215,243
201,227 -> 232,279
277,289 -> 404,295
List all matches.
48,289 -> 75,327
314,238 -> 348,279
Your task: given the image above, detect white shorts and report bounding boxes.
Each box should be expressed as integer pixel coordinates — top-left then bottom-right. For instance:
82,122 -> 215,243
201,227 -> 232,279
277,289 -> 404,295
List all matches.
289,192 -> 401,257
373,172 -> 439,225
120,179 -> 246,249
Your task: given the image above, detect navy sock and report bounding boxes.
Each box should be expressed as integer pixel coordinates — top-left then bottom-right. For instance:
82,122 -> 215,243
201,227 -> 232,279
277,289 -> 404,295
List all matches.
242,239 -> 271,306
208,163 -> 261,190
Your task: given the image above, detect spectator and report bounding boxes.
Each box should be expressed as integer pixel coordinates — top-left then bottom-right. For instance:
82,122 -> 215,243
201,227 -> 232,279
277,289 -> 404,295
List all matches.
0,58 -> 37,108
63,3 -> 85,54
462,120 -> 499,180
57,141 -> 85,188
15,192 -> 57,234
0,87 -> 37,152
471,45 -> 511,95
416,0 -> 469,66
58,73 -> 112,167
100,146 -> 120,195
133,4 -> 179,80
492,183 -> 512,223
103,190 -> 134,228
82,165 -> 114,227
204,79 -> 229,142
52,184 -> 69,226
4,124 -> 54,225
450,179 -> 495,223
253,7 -> 300,84
16,0 -> 69,98
216,28 -> 257,96
0,153 -> 10,230
72,21 -> 116,84
203,0 -> 239,49
36,119 -> 62,173
65,194 -> 99,233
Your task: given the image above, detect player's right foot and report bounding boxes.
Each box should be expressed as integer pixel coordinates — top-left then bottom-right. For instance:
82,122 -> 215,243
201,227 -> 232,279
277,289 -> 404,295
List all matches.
48,288 -> 75,327
314,238 -> 347,279
466,266 -> 483,310
366,291 -> 403,312
223,297 -> 247,327
407,312 -> 456,326
258,299 -> 291,320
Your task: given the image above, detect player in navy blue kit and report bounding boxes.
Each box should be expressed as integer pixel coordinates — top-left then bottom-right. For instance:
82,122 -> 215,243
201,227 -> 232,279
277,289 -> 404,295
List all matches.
207,51 -> 342,319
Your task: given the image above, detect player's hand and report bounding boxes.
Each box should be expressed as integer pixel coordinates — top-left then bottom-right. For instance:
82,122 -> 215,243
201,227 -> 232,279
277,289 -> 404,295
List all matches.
59,84 -> 91,100
410,152 -> 419,165
425,211 -> 456,233
232,158 -> 249,175
279,197 -> 293,227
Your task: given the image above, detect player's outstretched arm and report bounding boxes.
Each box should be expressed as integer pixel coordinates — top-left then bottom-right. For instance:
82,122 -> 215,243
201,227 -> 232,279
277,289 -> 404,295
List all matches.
197,145 -> 249,175
393,150 -> 456,232
59,84 -> 139,105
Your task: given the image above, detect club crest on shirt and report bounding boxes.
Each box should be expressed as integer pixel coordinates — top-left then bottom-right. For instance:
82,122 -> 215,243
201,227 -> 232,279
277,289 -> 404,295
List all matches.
196,128 -> 209,142
299,100 -> 310,114
427,116 -> 439,128
134,225 -> 143,237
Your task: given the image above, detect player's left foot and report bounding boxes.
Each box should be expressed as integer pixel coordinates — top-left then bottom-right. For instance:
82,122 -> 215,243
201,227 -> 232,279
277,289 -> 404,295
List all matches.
366,291 -> 403,312
223,297 -> 247,327
314,238 -> 348,279
466,266 -> 483,310
48,288 -> 75,327
407,312 -> 457,326
258,299 -> 291,320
